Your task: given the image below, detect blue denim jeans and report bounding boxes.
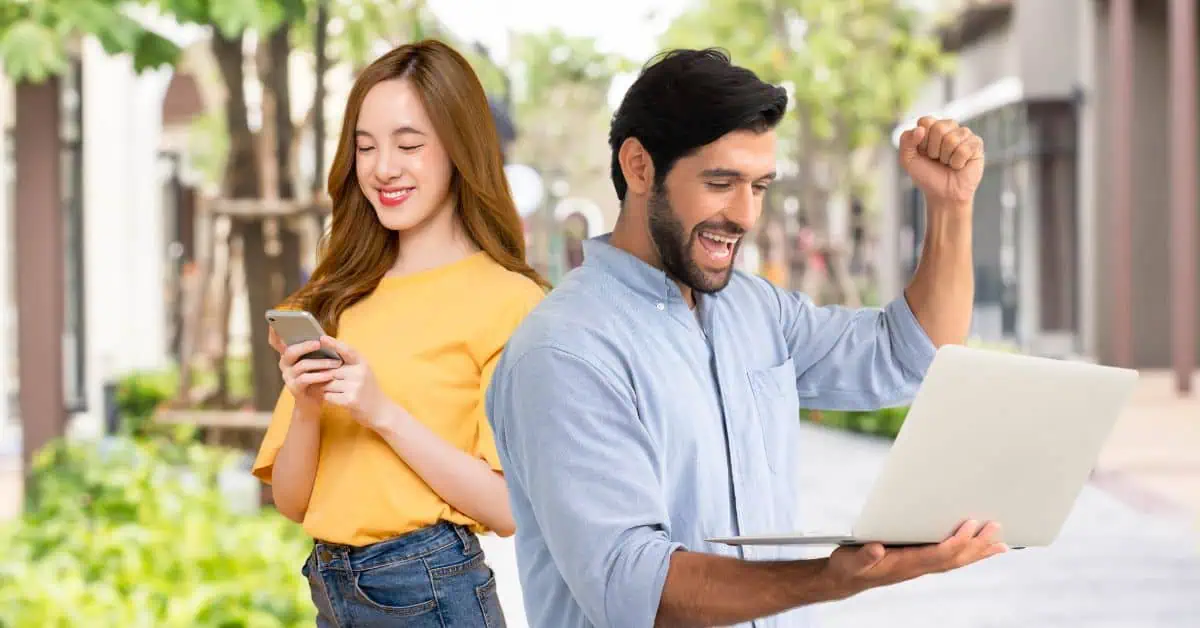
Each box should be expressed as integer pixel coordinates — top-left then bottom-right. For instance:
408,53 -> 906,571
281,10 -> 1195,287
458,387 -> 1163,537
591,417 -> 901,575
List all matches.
301,521 -> 507,627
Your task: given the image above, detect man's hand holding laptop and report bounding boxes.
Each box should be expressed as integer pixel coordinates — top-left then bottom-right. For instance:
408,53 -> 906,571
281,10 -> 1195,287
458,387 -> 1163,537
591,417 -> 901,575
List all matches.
825,519 -> 1007,599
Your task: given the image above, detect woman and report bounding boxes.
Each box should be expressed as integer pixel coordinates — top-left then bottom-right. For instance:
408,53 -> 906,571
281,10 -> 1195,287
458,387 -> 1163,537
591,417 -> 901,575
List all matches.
253,39 -> 548,627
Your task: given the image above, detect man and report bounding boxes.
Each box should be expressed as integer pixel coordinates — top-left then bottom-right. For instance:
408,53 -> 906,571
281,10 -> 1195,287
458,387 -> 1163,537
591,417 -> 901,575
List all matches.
486,49 -> 1004,628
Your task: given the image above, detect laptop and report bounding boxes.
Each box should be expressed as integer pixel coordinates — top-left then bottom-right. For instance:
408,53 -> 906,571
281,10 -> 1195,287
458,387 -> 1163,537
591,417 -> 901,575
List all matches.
707,344 -> 1139,549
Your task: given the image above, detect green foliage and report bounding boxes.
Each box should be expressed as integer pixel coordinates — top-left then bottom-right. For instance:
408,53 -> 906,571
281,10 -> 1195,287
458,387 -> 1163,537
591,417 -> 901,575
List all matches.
112,358 -> 253,437
802,406 -> 910,439
147,0 -> 304,38
0,0 -> 181,83
662,0 -> 951,198
289,0 -> 443,71
511,28 -> 632,109
0,435 -> 312,626
186,109 -> 230,189
114,370 -> 177,437
663,0 -> 948,149
507,29 -> 631,181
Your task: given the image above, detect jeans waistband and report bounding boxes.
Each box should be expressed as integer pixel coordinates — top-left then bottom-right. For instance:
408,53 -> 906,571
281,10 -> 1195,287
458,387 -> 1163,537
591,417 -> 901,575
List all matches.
311,521 -> 478,572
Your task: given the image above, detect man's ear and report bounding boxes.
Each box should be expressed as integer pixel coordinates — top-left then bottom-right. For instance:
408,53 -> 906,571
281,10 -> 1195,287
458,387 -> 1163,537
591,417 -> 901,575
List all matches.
618,137 -> 654,197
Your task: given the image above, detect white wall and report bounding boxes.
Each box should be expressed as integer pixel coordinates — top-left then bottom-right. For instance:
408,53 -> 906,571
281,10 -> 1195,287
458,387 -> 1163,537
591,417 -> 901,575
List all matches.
76,38 -> 179,429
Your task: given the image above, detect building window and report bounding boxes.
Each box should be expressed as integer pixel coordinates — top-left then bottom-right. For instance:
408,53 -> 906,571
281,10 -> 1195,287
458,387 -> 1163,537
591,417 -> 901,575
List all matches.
1026,101 -> 1079,333
61,58 -> 86,412
967,104 -> 1029,342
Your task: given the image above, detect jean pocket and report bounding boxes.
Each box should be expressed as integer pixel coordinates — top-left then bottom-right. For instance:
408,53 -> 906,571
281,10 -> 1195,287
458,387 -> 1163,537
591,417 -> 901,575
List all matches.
747,358 -> 801,476
351,557 -> 439,617
475,573 -> 507,628
429,550 -> 507,626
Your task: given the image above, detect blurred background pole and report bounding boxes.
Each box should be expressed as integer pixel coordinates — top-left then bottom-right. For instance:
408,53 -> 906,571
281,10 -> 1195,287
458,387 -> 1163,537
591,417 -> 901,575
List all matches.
1108,0 -> 1134,368
14,78 -> 66,475
1169,0 -> 1197,395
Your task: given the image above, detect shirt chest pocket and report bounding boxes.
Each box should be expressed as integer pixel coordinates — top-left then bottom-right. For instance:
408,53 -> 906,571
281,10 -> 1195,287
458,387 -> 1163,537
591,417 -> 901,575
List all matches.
747,358 -> 801,476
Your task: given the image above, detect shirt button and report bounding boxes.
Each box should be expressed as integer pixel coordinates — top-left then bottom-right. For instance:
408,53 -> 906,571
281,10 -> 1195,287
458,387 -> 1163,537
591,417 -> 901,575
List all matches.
656,303 -> 665,311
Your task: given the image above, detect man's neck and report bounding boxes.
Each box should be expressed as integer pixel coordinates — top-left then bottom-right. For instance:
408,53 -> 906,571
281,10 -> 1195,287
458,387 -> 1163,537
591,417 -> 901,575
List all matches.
609,210 -> 695,307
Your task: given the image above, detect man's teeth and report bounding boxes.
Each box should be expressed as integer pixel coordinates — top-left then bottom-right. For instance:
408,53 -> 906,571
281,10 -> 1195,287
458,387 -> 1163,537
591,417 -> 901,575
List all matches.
701,231 -> 739,244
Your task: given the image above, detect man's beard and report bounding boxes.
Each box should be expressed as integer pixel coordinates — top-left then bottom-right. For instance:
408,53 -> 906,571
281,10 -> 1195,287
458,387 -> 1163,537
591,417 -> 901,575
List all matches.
647,184 -> 742,295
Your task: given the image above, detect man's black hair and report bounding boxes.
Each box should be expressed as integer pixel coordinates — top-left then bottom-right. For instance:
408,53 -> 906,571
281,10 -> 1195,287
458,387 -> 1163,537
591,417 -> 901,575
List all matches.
608,48 -> 788,203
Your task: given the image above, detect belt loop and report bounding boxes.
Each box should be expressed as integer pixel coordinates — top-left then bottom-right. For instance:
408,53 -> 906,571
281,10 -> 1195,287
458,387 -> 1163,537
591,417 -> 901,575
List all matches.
314,541 -> 350,571
453,523 -> 479,555
315,542 -> 334,567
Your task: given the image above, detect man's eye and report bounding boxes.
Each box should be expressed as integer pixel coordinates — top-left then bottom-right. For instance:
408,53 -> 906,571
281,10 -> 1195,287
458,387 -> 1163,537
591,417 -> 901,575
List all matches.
706,182 -> 732,190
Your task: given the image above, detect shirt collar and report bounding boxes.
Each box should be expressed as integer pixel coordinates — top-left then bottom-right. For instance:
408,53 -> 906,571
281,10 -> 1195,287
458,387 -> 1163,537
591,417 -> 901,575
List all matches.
582,233 -> 687,305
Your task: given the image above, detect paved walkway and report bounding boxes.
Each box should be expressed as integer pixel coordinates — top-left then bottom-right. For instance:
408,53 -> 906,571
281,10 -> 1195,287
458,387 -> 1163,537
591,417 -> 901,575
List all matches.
792,421 -> 1200,627
1093,370 -> 1200,522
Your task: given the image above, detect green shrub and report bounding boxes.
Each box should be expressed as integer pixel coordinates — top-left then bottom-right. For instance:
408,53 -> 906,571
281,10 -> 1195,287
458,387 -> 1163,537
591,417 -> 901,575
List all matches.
0,436 -> 313,627
802,406 -> 910,439
113,370 -> 176,437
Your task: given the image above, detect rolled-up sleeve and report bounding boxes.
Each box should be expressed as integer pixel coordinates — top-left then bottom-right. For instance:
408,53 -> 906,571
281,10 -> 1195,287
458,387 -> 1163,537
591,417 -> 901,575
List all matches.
776,287 -> 937,410
490,345 -> 683,628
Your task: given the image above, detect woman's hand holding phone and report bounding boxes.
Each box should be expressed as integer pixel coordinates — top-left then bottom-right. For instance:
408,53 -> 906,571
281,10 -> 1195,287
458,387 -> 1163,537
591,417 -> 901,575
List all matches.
269,327 -> 341,414
316,336 -> 395,433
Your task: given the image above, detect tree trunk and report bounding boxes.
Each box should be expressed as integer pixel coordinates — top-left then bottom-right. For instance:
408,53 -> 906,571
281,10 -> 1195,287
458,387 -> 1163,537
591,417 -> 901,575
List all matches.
213,31 -> 280,411
267,24 -> 303,301
269,25 -> 296,201
212,33 -> 259,200
240,217 -> 280,410
313,1 -> 329,197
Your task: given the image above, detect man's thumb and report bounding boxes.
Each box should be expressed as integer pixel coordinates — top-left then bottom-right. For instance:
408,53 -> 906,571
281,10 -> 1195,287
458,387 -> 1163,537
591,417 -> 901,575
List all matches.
854,543 -> 886,572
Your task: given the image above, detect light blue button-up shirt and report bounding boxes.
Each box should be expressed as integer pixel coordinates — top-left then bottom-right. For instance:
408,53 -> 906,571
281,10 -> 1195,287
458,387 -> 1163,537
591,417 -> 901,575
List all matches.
486,235 -> 937,628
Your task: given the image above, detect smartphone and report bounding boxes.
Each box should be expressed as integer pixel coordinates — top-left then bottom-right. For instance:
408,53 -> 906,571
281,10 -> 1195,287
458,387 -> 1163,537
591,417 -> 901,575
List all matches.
265,309 -> 342,363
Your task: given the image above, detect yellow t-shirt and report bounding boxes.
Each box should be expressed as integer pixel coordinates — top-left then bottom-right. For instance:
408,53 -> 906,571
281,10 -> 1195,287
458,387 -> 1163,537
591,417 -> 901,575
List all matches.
252,251 -> 544,546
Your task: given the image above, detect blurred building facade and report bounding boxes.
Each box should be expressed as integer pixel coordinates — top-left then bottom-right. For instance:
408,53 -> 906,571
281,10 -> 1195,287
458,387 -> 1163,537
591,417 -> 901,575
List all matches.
878,0 -> 1199,380
0,22 -> 210,465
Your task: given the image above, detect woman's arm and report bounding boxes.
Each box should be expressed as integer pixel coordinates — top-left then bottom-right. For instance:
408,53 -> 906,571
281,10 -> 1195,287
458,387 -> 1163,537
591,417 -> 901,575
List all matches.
318,335 -> 514,535
258,333 -> 339,524
374,405 -> 513,535
267,403 -> 324,523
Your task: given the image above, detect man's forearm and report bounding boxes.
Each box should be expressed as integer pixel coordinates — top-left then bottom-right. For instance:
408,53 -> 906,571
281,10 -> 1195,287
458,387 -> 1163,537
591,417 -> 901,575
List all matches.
903,202 -> 974,346
655,551 -> 854,627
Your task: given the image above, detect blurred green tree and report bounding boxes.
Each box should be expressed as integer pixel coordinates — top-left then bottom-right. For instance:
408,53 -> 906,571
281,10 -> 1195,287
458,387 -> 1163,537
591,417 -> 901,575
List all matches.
662,0 -> 951,303
508,28 -> 631,200
0,0 -> 180,82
